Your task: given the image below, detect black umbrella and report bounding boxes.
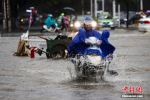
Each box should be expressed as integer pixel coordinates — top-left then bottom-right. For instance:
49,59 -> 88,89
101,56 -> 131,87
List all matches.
63,7 -> 75,14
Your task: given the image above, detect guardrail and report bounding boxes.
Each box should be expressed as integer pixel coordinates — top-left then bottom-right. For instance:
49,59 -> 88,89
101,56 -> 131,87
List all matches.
24,39 -> 46,48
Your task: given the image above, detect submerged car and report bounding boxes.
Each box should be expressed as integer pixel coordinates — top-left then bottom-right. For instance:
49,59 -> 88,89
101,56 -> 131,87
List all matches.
98,14 -> 115,30
72,15 -> 98,31
138,16 -> 150,32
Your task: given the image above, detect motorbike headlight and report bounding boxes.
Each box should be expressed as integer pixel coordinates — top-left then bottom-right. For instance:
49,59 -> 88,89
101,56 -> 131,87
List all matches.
21,19 -> 24,22
70,23 -> 73,27
74,21 -> 81,28
92,21 -> 97,27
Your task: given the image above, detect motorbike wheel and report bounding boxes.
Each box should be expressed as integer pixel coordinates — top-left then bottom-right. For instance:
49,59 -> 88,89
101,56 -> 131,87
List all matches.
46,53 -> 52,59
55,29 -> 61,34
51,44 -> 67,59
40,28 -> 46,33
95,71 -> 104,83
40,28 -> 44,33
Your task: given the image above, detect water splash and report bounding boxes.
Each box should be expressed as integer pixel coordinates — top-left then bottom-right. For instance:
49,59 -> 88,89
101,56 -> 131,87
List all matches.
67,54 -> 115,82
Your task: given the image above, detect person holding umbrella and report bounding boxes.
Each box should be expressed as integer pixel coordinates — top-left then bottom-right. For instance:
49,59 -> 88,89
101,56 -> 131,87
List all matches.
60,13 -> 69,33
60,7 -> 75,33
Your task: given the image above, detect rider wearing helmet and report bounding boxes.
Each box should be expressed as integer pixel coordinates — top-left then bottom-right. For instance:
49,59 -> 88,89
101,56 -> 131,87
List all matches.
68,16 -> 101,57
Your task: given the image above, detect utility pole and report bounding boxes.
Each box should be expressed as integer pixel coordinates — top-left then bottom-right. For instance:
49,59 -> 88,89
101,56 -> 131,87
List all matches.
3,0 -> 11,32
94,0 -> 97,18
113,0 -> 116,19
136,0 -> 139,12
3,0 -> 7,32
91,0 -> 93,16
140,0 -> 143,10
118,4 -> 120,27
7,0 -> 11,32
102,0 -> 104,12
81,0 -> 84,15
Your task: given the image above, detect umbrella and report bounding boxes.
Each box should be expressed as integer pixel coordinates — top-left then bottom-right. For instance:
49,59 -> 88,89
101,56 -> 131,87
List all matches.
63,7 -> 75,14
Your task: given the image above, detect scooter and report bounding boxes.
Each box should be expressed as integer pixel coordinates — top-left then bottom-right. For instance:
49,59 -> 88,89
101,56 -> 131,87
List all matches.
69,37 -> 108,82
40,23 -> 61,34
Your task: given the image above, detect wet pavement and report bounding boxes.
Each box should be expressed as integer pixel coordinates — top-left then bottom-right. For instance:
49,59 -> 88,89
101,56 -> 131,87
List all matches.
0,29 -> 150,100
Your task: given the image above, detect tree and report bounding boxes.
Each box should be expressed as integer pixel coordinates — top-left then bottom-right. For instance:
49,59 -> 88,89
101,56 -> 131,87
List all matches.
115,0 -> 136,28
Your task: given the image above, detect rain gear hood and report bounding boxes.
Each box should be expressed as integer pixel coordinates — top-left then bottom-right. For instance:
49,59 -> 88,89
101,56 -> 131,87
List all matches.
68,17 -> 115,58
68,28 -> 101,57
44,14 -> 56,28
68,29 -> 115,58
83,17 -> 93,31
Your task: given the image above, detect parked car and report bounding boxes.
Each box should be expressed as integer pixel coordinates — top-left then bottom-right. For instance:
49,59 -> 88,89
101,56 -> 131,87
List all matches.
117,11 -> 135,25
15,12 -> 44,30
115,12 -> 127,24
138,16 -> 150,32
98,14 -> 115,30
120,12 -> 145,25
71,15 -> 99,31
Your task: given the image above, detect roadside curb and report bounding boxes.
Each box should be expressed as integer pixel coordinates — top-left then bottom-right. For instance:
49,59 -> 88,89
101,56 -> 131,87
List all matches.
0,32 -> 58,37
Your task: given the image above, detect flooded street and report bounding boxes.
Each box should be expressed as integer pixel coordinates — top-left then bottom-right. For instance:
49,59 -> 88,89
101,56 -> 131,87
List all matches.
0,29 -> 150,100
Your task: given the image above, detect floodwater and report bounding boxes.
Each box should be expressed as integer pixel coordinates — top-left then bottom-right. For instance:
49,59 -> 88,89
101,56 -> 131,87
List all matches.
0,30 -> 150,100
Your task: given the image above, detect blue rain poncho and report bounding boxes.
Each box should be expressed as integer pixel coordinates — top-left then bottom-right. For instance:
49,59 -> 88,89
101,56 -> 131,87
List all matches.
68,28 -> 102,57
68,29 -> 115,58
100,30 -> 115,57
68,16 -> 115,58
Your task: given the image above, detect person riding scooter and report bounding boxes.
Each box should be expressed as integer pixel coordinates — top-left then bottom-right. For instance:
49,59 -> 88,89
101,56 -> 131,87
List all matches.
68,17 -> 101,57
68,17 -> 118,76
41,14 -> 57,32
